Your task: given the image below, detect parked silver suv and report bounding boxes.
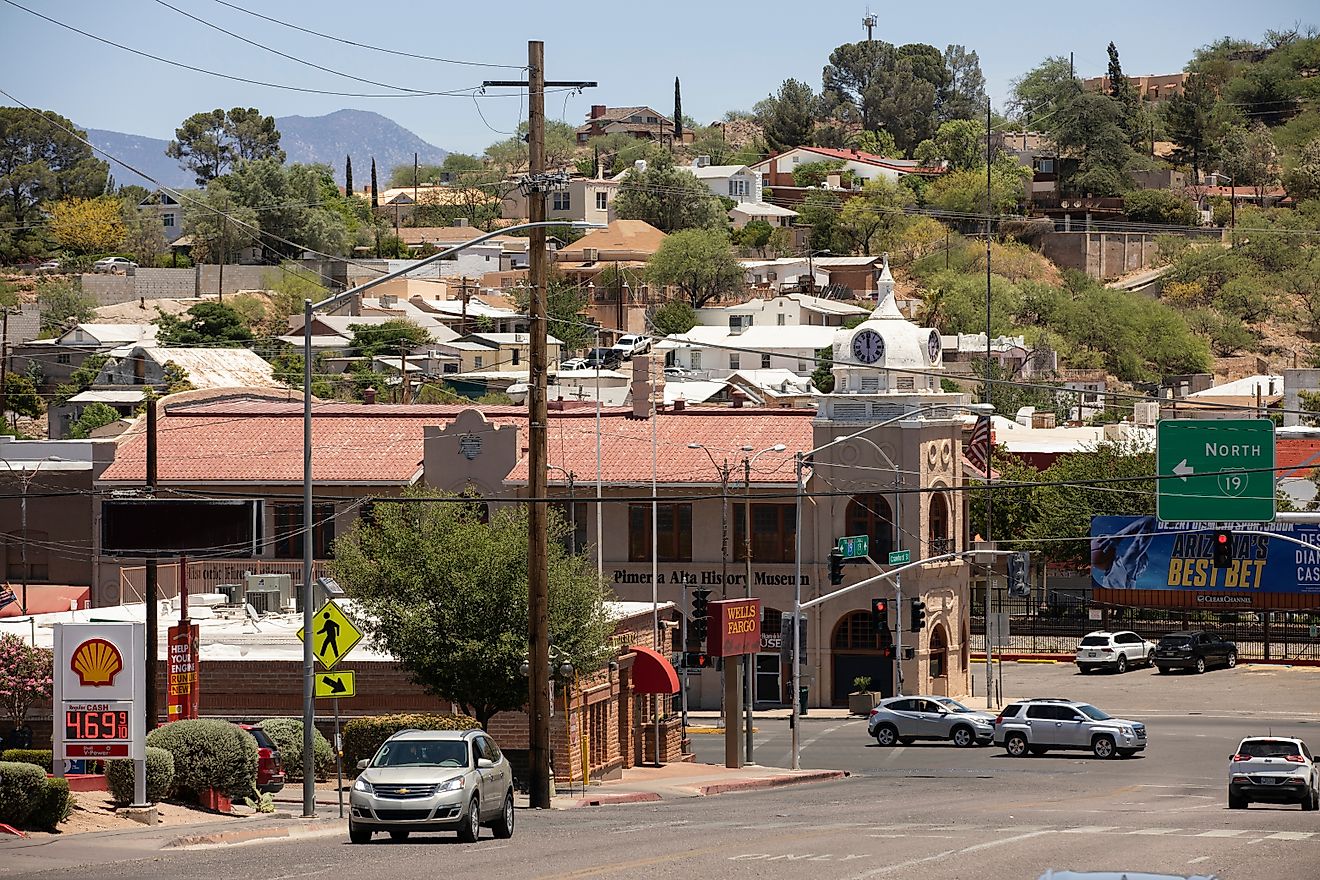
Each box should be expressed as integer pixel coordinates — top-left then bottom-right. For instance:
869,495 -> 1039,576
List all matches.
349,728 -> 514,843
993,697 -> 1147,759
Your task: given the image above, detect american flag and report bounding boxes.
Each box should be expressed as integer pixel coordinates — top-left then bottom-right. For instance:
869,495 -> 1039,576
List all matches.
965,414 -> 992,477
0,588 -> 15,610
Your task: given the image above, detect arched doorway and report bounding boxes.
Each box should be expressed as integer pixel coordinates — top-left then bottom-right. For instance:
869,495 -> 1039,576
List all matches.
930,623 -> 949,681
830,610 -> 894,705
845,495 -> 894,561
928,490 -> 951,556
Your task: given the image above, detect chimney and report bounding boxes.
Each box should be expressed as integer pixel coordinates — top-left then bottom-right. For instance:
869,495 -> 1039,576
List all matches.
453,218 -> 469,227
364,387 -> 376,405
590,104 -> 607,119
729,388 -> 748,408
631,354 -> 663,418
673,397 -> 685,411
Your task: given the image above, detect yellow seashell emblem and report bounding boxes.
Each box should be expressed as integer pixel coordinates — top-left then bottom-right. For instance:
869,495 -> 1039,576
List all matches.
71,638 -> 124,687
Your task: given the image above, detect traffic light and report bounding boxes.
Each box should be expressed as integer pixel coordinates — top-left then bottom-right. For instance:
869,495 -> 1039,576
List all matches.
683,652 -> 710,669
1213,530 -> 1233,570
828,550 -> 845,586
691,589 -> 712,641
909,597 -> 927,631
1007,551 -> 1031,598
870,598 -> 889,633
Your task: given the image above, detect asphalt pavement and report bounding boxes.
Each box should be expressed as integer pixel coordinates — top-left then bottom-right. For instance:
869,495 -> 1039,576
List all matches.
6,661 -> 1319,880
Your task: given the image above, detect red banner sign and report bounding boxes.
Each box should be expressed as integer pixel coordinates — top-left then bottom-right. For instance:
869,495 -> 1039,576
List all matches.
167,624 -> 200,721
707,598 -> 762,657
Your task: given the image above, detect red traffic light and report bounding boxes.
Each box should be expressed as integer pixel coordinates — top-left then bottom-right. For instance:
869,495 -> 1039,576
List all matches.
1216,533 -> 1229,544
873,599 -> 887,612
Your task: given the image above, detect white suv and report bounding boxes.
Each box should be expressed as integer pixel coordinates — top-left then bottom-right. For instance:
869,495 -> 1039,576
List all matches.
1229,736 -> 1320,810
1075,630 -> 1154,674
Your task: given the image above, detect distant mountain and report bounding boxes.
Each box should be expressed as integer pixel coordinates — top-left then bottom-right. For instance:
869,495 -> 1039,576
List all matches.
84,109 -> 449,191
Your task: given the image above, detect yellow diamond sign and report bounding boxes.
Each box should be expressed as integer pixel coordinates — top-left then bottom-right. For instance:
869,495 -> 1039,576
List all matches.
314,670 -> 356,699
297,600 -> 363,670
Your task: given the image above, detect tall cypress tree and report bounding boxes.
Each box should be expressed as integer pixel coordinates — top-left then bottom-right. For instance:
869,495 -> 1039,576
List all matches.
345,155 -> 353,196
370,158 -> 379,208
673,77 -> 683,144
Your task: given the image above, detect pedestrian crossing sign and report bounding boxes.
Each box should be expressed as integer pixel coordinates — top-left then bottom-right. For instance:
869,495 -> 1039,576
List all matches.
297,599 -> 363,670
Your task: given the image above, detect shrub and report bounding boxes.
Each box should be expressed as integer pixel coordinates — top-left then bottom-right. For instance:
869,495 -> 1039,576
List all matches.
27,778 -> 71,830
0,760 -> 48,826
145,719 -> 258,801
257,719 -> 334,782
342,713 -> 478,769
0,749 -> 52,770
107,747 -> 175,806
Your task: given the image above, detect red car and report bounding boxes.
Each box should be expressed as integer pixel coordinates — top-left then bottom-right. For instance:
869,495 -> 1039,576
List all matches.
238,723 -> 286,794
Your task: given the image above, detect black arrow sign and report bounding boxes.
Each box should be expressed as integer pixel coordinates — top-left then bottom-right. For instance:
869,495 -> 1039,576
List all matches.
321,675 -> 347,695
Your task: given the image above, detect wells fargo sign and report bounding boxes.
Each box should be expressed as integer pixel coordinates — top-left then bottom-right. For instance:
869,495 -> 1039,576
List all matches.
707,598 -> 761,657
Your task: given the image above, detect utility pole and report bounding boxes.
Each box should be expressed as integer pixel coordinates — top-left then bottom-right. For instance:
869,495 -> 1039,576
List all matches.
217,217 -> 226,303
485,43 -> 596,811
0,307 -> 9,427
983,97 -> 996,708
145,400 -> 159,731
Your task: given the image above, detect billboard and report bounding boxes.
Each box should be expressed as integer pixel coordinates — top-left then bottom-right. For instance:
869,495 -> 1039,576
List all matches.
1091,515 -> 1320,610
102,499 -> 262,557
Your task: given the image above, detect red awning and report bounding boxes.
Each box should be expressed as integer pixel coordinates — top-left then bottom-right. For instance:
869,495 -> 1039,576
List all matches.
627,645 -> 679,694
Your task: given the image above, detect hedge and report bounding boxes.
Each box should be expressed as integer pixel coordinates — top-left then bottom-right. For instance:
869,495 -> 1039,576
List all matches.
258,718 -> 333,782
1,749 -> 52,771
107,747 -> 175,806
27,778 -> 71,831
0,761 -> 49,827
145,719 -> 258,802
342,713 -> 478,769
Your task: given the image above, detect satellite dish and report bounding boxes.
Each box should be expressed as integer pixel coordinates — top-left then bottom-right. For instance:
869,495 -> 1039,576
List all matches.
244,603 -> 262,631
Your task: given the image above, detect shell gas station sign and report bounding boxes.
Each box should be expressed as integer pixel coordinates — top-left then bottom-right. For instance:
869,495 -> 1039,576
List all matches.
53,623 -> 145,764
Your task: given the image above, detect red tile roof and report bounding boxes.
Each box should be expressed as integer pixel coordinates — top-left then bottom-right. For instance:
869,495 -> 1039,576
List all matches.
791,146 -> 946,176
1277,437 -> 1320,478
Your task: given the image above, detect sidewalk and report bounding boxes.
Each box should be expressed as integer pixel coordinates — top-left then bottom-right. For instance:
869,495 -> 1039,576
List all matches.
547,761 -> 846,808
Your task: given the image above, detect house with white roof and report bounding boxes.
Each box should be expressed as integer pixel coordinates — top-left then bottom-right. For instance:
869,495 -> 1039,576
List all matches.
13,322 -> 159,390
656,323 -> 837,378
697,292 -> 870,331
750,146 -> 941,190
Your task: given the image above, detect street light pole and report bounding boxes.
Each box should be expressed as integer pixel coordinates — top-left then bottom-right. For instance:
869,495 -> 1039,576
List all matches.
740,443 -> 785,766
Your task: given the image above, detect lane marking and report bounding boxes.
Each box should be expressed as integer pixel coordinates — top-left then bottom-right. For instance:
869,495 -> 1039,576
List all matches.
1059,826 -> 1120,834
1265,831 -> 1315,840
1128,828 -> 1181,835
845,829 -> 1056,879
1196,829 -> 1247,837
1188,856 -> 1211,864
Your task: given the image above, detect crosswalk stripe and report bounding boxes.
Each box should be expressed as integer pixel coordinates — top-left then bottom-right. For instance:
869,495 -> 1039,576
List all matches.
1059,826 -> 1120,834
1128,828 -> 1181,835
1264,831 -> 1315,840
1196,829 -> 1247,837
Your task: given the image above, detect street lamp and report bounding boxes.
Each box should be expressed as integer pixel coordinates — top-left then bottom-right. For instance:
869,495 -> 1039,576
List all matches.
789,401 -> 992,770
739,443 -> 786,764
2,456 -> 60,616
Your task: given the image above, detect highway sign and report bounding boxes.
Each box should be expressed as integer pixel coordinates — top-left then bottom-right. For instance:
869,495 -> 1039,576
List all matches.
837,535 -> 869,559
314,671 -> 356,699
888,549 -> 911,565
1156,419 -> 1275,523
297,599 -> 364,670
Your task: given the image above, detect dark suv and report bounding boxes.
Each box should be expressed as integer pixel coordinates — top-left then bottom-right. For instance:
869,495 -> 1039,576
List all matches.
582,347 -> 623,369
1154,630 -> 1237,674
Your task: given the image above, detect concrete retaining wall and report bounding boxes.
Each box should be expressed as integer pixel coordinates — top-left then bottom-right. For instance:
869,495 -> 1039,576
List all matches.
1040,229 -> 1224,280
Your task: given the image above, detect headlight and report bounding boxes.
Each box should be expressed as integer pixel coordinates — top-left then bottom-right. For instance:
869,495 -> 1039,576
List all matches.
1119,726 -> 1134,736
352,778 -> 374,794
437,777 -> 465,793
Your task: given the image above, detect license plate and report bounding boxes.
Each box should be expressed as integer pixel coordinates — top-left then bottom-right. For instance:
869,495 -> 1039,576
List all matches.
1087,652 -> 1098,658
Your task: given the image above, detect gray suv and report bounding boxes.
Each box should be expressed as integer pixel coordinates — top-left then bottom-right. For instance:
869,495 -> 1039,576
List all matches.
349,729 -> 514,843
993,698 -> 1147,759
867,696 -> 995,747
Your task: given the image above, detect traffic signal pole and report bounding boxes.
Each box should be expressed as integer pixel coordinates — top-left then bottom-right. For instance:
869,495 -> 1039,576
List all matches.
894,573 -> 903,696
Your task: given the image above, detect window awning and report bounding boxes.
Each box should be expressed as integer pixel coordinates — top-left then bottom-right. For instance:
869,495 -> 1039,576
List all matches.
627,645 -> 679,694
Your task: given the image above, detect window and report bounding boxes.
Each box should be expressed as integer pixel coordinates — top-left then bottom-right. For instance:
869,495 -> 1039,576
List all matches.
733,503 -> 796,563
928,491 -> 951,555
832,610 -> 889,650
846,494 -> 894,560
511,349 -> 520,366
728,179 -> 749,198
5,530 -> 49,581
759,353 -> 771,369
797,360 -> 807,372
628,503 -> 692,562
552,192 -> 571,211
777,314 -> 785,326
474,355 -> 484,368
690,351 -> 701,370
595,191 -> 608,210
162,213 -> 175,228
729,353 -> 740,370
443,363 -> 458,374
646,115 -> 657,123
273,503 -> 336,559
57,353 -> 71,365
930,624 -> 948,679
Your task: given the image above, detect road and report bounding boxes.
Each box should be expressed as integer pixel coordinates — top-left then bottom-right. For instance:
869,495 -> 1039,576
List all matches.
10,662 -> 1320,880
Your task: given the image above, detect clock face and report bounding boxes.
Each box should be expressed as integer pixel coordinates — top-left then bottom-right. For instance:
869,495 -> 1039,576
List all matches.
851,329 -> 884,364
928,330 -> 941,363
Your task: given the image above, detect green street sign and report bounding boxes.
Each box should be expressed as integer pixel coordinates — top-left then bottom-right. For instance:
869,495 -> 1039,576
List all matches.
837,535 -> 869,559
1156,419 -> 1275,523
888,549 -> 911,565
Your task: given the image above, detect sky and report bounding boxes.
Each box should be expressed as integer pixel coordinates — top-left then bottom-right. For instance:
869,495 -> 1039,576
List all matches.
0,0 -> 1314,157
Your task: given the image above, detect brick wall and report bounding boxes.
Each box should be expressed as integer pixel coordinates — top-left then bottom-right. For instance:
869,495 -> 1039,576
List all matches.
196,265 -> 279,296
79,269 -> 197,305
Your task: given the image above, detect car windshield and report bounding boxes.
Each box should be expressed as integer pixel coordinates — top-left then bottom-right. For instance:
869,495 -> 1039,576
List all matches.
936,698 -> 973,713
1076,704 -> 1112,721
371,740 -> 468,768
1160,635 -> 1193,646
1079,636 -> 1110,647
1240,739 -> 1301,758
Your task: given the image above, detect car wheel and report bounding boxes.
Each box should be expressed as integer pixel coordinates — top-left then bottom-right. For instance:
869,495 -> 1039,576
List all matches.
1092,734 -> 1117,759
1077,664 -> 1092,674
1304,789 -> 1318,812
1115,654 -> 1128,674
1195,657 -> 1207,674
874,724 -> 899,747
1156,665 -> 1169,674
349,821 -> 372,844
1228,791 -> 1248,810
951,726 -> 976,748
457,796 -> 480,843
492,791 -> 515,839
899,737 -> 916,745
1005,733 -> 1029,757
1226,651 -> 1237,669
1146,650 -> 1155,668
389,830 -> 410,841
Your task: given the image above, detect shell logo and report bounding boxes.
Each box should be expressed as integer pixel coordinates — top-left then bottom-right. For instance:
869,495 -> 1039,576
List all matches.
70,638 -> 124,687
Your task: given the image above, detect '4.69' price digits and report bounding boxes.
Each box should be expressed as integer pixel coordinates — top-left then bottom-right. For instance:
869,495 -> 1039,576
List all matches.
65,708 -> 129,740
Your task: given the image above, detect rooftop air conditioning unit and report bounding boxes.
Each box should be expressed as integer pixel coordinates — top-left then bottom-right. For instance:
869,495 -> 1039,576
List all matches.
244,587 -> 281,616
583,247 -> 599,263
215,583 -> 242,605
1133,400 -> 1159,426
245,573 -> 293,610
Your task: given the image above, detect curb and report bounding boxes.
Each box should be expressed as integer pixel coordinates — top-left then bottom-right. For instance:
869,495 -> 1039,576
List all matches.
685,726 -> 760,735
561,791 -> 663,808
697,769 -> 847,797
164,817 -> 340,848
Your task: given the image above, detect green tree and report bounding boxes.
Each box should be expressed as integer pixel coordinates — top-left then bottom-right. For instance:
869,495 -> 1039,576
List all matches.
330,491 -> 614,730
510,275 -> 593,352
833,178 -> 916,256
822,40 -> 942,151
1122,190 -> 1199,226
348,318 -> 431,357
1008,57 -> 1077,128
484,121 -> 577,174
387,162 -> 444,188
1221,123 -> 1280,202
966,448 -> 1045,546
649,300 -> 697,337
1052,92 -> 1134,196
847,129 -> 898,156
647,228 -> 744,307
791,160 -> 850,188
182,185 -> 261,264
68,401 -> 120,439
1105,41 -> 1143,148
810,347 -> 834,393
1284,137 -> 1320,202
754,79 -> 820,152
1163,74 -> 1228,182
3,372 -> 43,424
732,220 -> 774,256
54,354 -> 108,407
927,158 -> 1028,214
913,119 -> 986,171
613,156 -> 727,232
345,155 -> 353,196
0,107 -> 110,260
154,302 -> 254,347
167,107 -> 284,185
36,278 -> 96,335
939,45 -> 987,123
